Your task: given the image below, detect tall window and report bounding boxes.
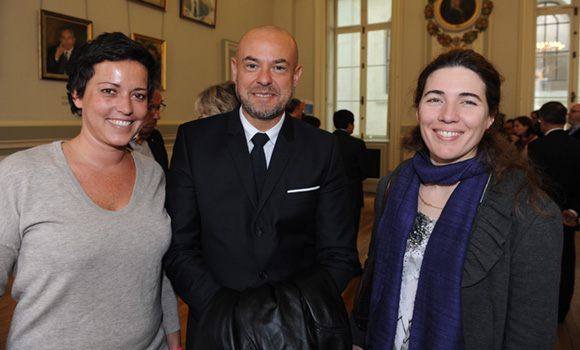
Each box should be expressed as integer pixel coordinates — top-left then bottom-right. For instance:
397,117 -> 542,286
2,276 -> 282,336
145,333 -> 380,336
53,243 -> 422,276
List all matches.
333,0 -> 391,139
534,1 -> 577,109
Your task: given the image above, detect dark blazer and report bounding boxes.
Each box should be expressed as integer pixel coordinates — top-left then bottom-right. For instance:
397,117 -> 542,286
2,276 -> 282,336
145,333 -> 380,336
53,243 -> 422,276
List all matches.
163,110 -> 358,347
146,129 -> 169,175
127,129 -> 168,175
528,129 -> 580,214
46,45 -> 74,75
570,127 -> 580,140
352,162 -> 562,349
333,130 -> 370,210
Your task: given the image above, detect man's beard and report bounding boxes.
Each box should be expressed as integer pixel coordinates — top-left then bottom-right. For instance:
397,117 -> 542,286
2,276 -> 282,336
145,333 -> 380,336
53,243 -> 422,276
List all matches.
237,85 -> 293,120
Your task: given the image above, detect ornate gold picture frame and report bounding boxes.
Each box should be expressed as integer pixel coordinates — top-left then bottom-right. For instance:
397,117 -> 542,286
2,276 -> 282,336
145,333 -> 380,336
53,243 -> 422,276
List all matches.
39,9 -> 92,80
131,33 -> 167,90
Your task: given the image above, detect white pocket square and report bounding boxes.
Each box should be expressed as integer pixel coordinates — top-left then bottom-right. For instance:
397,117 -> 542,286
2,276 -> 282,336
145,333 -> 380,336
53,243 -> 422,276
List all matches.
287,186 -> 321,193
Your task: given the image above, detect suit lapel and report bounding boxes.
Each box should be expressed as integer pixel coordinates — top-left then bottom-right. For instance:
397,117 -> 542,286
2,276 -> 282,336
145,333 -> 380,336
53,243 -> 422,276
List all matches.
257,117 -> 295,210
227,112 -> 260,207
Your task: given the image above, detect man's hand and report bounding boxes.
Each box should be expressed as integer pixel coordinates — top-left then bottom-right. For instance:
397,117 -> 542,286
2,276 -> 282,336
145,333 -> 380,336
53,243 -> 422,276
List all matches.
54,43 -> 65,60
563,209 -> 578,227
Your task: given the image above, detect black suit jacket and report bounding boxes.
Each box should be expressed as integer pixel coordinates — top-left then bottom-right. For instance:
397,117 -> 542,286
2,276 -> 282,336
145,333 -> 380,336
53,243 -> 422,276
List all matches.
146,129 -> 169,175
46,45 -> 74,75
163,110 -> 358,344
127,129 -> 169,175
570,127 -> 580,140
528,129 -> 580,214
333,130 -> 370,209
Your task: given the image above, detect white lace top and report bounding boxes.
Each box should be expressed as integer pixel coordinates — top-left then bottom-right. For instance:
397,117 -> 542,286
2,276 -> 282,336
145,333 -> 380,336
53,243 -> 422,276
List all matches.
393,211 -> 437,350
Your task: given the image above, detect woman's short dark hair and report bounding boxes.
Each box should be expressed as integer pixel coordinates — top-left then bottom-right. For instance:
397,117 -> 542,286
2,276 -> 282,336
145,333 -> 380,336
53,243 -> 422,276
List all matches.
514,116 -> 536,138
66,32 -> 156,116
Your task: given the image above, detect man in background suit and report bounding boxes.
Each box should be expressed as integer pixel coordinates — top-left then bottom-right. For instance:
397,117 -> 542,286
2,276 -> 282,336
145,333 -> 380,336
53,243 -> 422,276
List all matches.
285,98 -> 304,119
129,88 -> 169,174
46,26 -> 76,75
528,101 -> 580,323
568,103 -> 580,139
164,26 -> 358,348
333,109 -> 370,274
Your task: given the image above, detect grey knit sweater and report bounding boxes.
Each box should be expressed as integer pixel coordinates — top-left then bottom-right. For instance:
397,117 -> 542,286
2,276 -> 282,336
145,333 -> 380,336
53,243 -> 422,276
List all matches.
0,141 -> 180,349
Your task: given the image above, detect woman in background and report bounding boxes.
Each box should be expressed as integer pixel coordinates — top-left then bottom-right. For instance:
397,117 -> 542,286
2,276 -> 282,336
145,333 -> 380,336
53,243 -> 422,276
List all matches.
352,49 -> 561,350
0,32 -> 181,349
513,115 -> 538,158
195,81 -> 239,118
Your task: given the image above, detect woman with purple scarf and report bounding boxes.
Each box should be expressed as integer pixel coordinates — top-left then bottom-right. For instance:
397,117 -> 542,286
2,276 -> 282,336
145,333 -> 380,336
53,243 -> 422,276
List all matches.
351,49 -> 562,350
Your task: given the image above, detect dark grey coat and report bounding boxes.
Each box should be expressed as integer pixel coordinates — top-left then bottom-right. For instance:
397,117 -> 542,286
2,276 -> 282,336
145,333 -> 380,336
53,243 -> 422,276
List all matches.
352,161 -> 562,349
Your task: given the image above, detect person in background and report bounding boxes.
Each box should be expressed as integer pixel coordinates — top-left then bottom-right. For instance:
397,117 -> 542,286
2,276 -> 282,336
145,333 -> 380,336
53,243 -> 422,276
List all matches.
333,109 -> 370,275
46,26 -> 76,75
0,32 -> 181,349
504,118 -> 519,145
195,81 -> 239,118
164,25 -> 356,349
129,87 -> 169,174
302,114 -> 321,128
568,103 -> 580,139
528,101 -> 580,323
530,109 -> 543,137
351,49 -> 561,350
513,115 -> 538,158
285,97 -> 304,119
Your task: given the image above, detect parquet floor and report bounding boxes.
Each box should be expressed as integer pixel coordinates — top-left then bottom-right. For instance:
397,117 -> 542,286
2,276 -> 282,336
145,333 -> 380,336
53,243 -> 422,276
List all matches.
1,192 -> 578,349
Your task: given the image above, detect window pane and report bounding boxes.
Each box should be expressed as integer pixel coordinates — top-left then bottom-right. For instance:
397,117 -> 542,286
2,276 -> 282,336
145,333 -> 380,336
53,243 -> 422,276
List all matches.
366,30 -> 389,137
534,14 -> 570,110
337,33 -> 361,67
365,100 -> 388,137
337,33 -> 361,102
337,67 -> 361,101
368,0 -> 391,24
337,0 -> 361,27
537,0 -> 571,7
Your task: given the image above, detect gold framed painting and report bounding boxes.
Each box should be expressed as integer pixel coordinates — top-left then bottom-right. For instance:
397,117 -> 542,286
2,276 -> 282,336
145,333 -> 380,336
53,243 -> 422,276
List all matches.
131,33 -> 167,90
128,0 -> 167,11
435,0 -> 480,31
223,39 -> 237,82
39,9 -> 92,80
180,0 -> 217,28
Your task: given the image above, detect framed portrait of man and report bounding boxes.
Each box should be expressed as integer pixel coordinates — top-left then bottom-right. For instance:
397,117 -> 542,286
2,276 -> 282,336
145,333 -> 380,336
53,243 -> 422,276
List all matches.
131,33 -> 167,90
39,9 -> 92,80
435,0 -> 479,30
180,0 -> 217,28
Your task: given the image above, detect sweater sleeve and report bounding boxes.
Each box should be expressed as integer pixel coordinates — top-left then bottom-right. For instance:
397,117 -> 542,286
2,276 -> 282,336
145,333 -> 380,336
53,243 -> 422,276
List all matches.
0,156 -> 24,301
503,198 -> 562,348
160,270 -> 181,334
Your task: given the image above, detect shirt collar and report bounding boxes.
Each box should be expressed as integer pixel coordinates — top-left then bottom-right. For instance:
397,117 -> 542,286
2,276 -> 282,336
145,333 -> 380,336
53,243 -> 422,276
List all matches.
238,106 -> 285,146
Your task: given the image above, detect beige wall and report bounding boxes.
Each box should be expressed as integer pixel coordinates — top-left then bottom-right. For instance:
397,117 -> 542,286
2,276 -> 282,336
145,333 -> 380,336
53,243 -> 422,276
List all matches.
0,0 -> 541,163
0,0 -> 318,158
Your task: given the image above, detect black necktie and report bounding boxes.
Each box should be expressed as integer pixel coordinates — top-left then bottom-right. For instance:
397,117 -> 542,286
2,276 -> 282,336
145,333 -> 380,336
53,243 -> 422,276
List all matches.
250,133 -> 269,195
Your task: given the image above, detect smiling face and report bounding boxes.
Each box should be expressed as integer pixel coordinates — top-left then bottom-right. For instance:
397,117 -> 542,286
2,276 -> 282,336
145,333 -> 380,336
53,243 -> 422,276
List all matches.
416,67 -> 494,165
72,60 -> 149,149
232,26 -> 302,125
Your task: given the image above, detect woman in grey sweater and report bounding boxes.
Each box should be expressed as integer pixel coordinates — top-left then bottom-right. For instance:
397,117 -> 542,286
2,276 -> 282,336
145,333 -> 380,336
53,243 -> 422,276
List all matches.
0,32 -> 181,349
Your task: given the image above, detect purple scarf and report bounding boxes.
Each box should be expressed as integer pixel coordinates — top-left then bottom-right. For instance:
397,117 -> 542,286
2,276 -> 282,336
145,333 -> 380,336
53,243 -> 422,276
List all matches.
367,151 -> 490,349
